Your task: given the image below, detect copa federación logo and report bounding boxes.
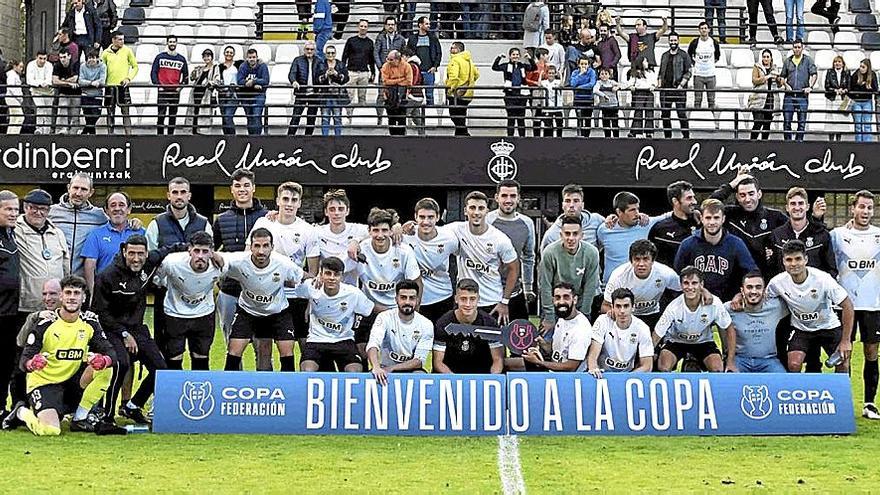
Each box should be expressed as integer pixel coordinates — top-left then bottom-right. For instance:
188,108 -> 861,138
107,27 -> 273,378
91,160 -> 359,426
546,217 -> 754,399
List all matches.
740,385 -> 772,420
487,140 -> 517,184
179,381 -> 215,421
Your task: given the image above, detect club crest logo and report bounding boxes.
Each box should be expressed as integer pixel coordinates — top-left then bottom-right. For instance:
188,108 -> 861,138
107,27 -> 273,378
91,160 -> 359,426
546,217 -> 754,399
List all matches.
740,385 -> 772,420
487,140 -> 517,184
273,272 -> 281,282
461,339 -> 471,352
179,381 -> 215,421
805,237 -> 814,248
760,218 -> 768,230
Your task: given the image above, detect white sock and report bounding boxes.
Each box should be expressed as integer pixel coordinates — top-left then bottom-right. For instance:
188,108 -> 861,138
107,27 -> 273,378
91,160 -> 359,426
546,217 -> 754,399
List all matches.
73,406 -> 89,421
126,401 -> 137,410
16,406 -> 27,421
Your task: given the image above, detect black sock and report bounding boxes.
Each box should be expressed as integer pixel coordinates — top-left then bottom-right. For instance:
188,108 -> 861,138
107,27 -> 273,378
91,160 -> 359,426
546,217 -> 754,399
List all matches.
865,359 -> 879,403
280,356 -> 296,372
167,359 -> 183,370
191,357 -> 210,371
224,354 -> 242,371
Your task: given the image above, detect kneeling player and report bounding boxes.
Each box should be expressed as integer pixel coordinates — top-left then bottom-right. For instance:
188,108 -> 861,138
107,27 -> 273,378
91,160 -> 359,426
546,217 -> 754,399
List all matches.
587,288 -> 654,377
727,272 -> 789,373
294,257 -> 376,372
654,267 -> 737,372
2,276 -> 115,436
366,280 -> 434,384
433,279 -> 505,374
223,228 -> 304,372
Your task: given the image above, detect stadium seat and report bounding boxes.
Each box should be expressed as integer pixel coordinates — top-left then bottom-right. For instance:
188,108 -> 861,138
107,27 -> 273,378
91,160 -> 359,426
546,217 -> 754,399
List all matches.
715,68 -> 733,88
203,7 -> 228,22
229,7 -> 255,22
153,0 -> 178,7
129,0 -> 152,7
769,49 -> 783,68
234,0 -> 258,7
118,25 -> 140,44
134,63 -> 152,83
196,25 -> 222,41
843,50 -> 866,69
807,31 -> 832,47
734,67 -> 754,88
225,25 -> 249,41
728,48 -> 755,69
265,88 -> 293,134
122,7 -> 145,25
176,7 -> 200,22
834,31 -> 858,48
180,0 -> 205,7
207,0 -> 232,7
171,25 -> 196,44
863,32 -> 880,51
147,6 -> 173,22
251,43 -> 273,62
855,14 -> 879,32
274,44 -> 300,64
850,0 -> 872,13
716,49 -> 728,67
814,49 -> 837,70
141,24 -> 167,42
190,43 -> 216,62
269,64 -> 289,84
871,49 -> 880,68
136,44 -> 160,64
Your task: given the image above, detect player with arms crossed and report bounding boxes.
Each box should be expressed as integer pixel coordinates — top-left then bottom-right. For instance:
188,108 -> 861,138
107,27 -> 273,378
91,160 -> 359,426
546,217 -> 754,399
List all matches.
354,208 -> 421,358
830,190 -> 880,419
602,239 -> 680,329
448,191 -> 519,325
727,271 -> 789,373
768,239 -> 854,374
404,198 -> 459,323
293,257 -> 375,372
3,276 -> 115,436
587,288 -> 654,377
655,266 -> 737,372
433,278 -> 505,374
154,231 -> 225,371
222,228 -> 304,372
366,280 -> 434,384
509,282 -> 591,372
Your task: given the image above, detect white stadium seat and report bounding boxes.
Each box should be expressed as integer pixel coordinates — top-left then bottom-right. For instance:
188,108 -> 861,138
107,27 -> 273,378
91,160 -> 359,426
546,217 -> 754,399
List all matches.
230,7 -> 255,22
834,31 -> 858,47
196,25 -> 222,41
250,43 -> 273,63
147,6 -> 173,22
269,64 -> 289,84
735,68 -> 754,88
180,0 -> 204,7
141,24 -> 167,42
274,44 -> 300,64
871,51 -> 880,70
715,68 -> 734,88
843,50 -> 866,70
134,63 -> 152,83
234,0 -> 258,7
176,7 -> 200,22
135,44 -> 160,64
728,48 -> 755,69
203,7 -> 228,22
265,88 -> 293,134
807,31 -> 832,47
224,25 -> 249,40
814,49 -> 837,70
171,25 -> 195,44
153,0 -> 178,8
207,0 -> 232,7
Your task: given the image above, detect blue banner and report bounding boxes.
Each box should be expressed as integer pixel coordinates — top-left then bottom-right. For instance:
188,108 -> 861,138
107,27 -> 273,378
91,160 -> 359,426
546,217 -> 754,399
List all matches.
153,371 -> 507,435
506,373 -> 855,436
153,371 -> 855,436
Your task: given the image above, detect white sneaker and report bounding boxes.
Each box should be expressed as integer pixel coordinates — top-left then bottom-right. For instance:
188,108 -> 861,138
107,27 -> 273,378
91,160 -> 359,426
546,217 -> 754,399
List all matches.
863,403 -> 880,420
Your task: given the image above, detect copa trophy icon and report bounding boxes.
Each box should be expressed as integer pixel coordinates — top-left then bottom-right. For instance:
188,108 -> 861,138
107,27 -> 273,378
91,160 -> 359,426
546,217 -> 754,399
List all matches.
487,140 -> 518,184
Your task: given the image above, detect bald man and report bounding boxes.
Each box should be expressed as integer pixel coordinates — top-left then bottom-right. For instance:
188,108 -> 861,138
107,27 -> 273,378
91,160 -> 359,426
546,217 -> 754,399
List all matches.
12,279 -> 61,405
81,192 -> 145,295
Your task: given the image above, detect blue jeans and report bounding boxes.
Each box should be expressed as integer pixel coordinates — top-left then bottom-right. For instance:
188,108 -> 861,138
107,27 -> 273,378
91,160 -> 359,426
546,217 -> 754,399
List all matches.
784,0 -> 805,41
782,94 -> 808,141
704,0 -> 728,40
421,70 -> 435,106
221,95 -> 238,135
315,29 -> 332,60
322,101 -> 343,136
852,99 -> 874,142
461,3 -> 487,39
241,93 -> 265,135
736,356 -> 787,373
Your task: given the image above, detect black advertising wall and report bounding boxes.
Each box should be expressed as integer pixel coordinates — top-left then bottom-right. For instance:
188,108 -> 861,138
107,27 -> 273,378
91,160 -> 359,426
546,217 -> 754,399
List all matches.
0,136 -> 871,190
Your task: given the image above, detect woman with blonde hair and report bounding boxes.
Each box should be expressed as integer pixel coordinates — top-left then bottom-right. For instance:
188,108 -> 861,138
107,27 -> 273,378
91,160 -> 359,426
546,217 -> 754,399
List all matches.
824,55 -> 850,141
848,58 -> 878,142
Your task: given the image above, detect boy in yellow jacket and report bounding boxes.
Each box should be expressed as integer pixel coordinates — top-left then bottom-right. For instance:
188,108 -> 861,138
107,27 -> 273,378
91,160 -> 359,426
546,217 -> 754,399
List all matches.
445,42 -> 480,136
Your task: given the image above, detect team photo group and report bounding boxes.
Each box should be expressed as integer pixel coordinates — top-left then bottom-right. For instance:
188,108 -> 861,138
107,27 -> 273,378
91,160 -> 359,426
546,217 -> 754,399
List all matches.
0,166 -> 877,436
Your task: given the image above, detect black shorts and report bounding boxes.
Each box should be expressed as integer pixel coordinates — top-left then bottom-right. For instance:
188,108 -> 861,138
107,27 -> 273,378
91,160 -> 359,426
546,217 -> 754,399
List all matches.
301,340 -> 362,370
105,85 -> 131,107
637,312 -> 661,332
659,341 -> 721,363
28,365 -> 86,415
854,311 -> 880,343
508,292 -> 530,321
788,326 -> 842,355
230,306 -> 295,341
164,313 -> 215,357
286,298 -> 310,340
354,312 -> 377,344
419,296 -> 455,323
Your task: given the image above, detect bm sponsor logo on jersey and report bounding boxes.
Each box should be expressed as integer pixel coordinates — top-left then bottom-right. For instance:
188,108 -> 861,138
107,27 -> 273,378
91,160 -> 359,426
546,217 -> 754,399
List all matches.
179,380 -> 287,420
464,258 -> 492,274
367,280 -> 396,291
244,290 -> 273,304
55,348 -> 85,360
847,259 -> 877,270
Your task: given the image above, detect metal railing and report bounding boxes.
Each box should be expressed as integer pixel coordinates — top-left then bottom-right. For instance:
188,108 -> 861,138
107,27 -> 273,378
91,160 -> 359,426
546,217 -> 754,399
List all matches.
2,82 -> 879,141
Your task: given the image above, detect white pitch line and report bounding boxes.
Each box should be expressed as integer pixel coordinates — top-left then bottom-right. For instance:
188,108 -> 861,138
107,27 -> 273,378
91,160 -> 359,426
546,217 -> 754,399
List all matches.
497,435 -> 526,495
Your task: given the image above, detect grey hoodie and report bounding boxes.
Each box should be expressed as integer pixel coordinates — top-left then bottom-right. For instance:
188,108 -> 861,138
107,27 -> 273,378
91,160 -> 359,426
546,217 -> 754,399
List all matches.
48,193 -> 109,275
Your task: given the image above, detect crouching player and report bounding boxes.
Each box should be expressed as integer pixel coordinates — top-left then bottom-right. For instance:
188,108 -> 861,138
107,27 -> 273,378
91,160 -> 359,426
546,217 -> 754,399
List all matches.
586,288 -> 654,377
366,280 -> 434,384
2,276 -> 115,436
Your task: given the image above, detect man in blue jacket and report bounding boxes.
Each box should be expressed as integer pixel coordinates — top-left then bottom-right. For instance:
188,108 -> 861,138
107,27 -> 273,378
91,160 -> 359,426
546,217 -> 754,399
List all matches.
61,0 -> 102,58
236,48 -> 269,135
313,0 -> 334,60
406,17 -> 442,111
287,41 -> 325,135
675,198 -> 758,302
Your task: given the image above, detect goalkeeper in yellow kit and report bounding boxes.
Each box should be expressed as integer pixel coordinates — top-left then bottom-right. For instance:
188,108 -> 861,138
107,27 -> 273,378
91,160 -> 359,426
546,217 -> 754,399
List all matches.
2,276 -> 117,436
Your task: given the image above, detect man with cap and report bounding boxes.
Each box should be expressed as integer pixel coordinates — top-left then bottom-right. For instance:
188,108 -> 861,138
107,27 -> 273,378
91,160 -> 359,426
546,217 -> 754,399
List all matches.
13,189 -> 69,326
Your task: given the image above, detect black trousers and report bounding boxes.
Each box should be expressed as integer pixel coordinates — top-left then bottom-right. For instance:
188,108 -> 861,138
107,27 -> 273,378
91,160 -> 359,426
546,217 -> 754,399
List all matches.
0,314 -> 17,409
600,108 -> 619,137
503,95 -> 527,137
288,95 -> 320,135
660,90 -> 690,138
751,109 -> 773,139
574,99 -> 593,137
333,0 -> 351,39
387,107 -> 406,135
448,95 -> 472,136
103,325 -> 167,415
747,0 -> 779,38
157,89 -> 181,135
0,96 -> 8,134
